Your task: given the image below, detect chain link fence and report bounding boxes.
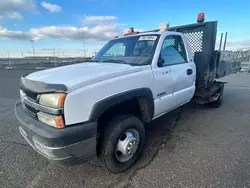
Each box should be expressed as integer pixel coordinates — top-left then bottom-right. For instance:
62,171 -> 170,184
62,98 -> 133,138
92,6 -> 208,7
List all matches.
0,57 -> 92,70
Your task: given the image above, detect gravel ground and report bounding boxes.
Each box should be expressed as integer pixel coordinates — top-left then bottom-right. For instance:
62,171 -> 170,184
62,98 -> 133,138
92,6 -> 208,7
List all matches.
0,70 -> 249,188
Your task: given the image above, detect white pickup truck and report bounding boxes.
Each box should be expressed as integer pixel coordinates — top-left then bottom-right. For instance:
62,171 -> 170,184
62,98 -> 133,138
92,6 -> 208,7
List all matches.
15,14 -> 227,173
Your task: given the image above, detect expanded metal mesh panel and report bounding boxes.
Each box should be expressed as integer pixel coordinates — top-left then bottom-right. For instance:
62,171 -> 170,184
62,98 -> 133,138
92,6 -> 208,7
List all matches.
183,31 -> 203,53
162,39 -> 175,48
162,39 -> 182,52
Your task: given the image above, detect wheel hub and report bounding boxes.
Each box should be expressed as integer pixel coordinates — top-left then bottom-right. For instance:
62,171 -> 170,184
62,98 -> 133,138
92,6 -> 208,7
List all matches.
125,138 -> 138,155
115,129 -> 140,162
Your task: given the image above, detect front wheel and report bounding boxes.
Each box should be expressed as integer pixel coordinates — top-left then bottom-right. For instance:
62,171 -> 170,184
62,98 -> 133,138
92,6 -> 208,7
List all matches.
100,114 -> 145,173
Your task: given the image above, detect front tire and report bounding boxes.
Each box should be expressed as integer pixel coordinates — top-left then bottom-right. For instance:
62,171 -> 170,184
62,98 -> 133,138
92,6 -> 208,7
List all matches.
100,114 -> 145,173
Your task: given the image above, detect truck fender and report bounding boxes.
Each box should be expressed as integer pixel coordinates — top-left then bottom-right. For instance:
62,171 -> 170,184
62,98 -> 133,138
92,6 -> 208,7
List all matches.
89,88 -> 154,122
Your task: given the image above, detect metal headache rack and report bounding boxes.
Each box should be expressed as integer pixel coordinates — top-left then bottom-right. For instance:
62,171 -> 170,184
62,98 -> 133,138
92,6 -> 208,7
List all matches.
168,20 -> 239,89
183,31 -> 203,53
169,21 -> 218,89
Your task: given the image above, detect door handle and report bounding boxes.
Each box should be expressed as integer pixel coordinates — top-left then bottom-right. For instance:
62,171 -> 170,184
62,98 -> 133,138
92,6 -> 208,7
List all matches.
162,71 -> 169,74
161,70 -> 171,74
186,69 -> 193,75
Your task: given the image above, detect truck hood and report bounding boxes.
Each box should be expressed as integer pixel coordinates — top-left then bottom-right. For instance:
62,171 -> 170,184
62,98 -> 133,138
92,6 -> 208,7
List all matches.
26,62 -> 143,91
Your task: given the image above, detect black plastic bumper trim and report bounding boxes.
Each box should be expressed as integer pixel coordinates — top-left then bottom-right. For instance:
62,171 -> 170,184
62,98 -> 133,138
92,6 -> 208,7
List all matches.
15,101 -> 97,165
15,101 -> 97,147
19,126 -> 96,164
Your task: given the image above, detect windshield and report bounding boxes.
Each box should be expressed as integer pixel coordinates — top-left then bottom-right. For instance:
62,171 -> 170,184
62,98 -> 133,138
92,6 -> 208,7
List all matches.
93,35 -> 159,66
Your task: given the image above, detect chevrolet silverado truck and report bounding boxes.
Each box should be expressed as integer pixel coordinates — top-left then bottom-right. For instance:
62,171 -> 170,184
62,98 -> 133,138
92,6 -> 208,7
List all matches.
15,13 -> 232,173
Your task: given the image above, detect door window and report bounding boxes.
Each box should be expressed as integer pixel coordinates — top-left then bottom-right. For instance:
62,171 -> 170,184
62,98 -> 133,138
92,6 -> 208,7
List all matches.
158,35 -> 187,67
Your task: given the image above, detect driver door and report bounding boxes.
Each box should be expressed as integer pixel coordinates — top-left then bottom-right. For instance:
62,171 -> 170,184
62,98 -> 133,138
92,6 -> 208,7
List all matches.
152,36 -> 175,117
152,34 -> 195,117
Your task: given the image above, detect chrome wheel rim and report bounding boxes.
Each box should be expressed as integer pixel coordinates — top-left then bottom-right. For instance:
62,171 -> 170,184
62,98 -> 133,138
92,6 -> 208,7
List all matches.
115,129 -> 140,162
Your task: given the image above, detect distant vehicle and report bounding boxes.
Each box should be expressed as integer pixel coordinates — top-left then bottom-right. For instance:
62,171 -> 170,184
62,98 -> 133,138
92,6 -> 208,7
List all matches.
5,66 -> 13,70
241,67 -> 250,72
35,67 -> 46,70
240,62 -> 250,72
15,13 -> 237,173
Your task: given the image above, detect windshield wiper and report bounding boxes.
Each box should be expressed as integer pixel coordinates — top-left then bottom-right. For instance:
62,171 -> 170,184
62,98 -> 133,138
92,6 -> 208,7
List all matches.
102,59 -> 132,65
89,60 -> 100,62
102,59 -> 124,63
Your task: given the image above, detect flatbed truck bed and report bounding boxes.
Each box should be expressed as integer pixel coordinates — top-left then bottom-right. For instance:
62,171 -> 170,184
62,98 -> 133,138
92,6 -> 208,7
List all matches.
169,20 -> 237,106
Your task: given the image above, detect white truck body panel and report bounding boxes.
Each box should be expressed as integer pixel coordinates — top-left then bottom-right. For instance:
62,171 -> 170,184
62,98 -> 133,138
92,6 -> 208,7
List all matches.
64,65 -> 154,125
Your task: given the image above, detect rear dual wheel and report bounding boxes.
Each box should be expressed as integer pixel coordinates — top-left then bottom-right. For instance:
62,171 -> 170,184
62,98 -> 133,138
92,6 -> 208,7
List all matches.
208,85 -> 224,108
100,114 -> 145,173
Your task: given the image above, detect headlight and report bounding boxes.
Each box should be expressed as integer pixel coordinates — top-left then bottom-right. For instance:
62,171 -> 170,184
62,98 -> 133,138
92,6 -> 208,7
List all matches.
39,93 -> 66,108
37,112 -> 64,128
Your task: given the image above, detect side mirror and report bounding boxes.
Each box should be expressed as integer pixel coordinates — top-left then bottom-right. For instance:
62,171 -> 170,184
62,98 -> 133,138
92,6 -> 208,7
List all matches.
158,58 -> 165,67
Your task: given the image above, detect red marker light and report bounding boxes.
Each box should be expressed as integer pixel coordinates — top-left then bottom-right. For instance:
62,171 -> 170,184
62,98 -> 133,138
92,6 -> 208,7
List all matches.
197,12 -> 205,23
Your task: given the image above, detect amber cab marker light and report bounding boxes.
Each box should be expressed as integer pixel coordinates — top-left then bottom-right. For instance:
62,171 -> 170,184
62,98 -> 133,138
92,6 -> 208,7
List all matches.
58,94 -> 67,108
197,12 -> 205,23
123,27 -> 140,36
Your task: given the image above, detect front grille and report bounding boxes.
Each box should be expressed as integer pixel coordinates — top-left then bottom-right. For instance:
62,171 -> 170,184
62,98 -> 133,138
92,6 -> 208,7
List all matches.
22,88 -> 37,101
25,104 -> 36,114
24,104 -> 36,118
21,88 -> 38,118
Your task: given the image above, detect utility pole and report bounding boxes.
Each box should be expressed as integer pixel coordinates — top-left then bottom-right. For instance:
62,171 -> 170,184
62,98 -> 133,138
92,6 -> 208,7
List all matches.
53,48 -> 57,66
53,48 -> 56,57
30,40 -> 35,58
81,29 -> 86,59
8,52 -> 11,67
22,52 -> 24,58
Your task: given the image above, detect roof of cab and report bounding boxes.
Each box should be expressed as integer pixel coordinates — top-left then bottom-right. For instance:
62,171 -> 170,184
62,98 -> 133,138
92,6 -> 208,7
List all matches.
112,30 -> 181,40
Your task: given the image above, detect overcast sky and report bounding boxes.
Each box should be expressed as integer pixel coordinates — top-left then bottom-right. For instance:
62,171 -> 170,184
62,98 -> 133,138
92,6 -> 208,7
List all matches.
0,0 -> 250,57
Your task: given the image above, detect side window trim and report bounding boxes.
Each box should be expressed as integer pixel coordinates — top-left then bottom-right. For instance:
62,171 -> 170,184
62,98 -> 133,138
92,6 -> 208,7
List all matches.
178,36 -> 188,62
157,34 -> 188,68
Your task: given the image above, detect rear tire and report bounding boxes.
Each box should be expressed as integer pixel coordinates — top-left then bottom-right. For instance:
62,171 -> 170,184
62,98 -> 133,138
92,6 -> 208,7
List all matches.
208,85 -> 224,108
100,114 -> 145,173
